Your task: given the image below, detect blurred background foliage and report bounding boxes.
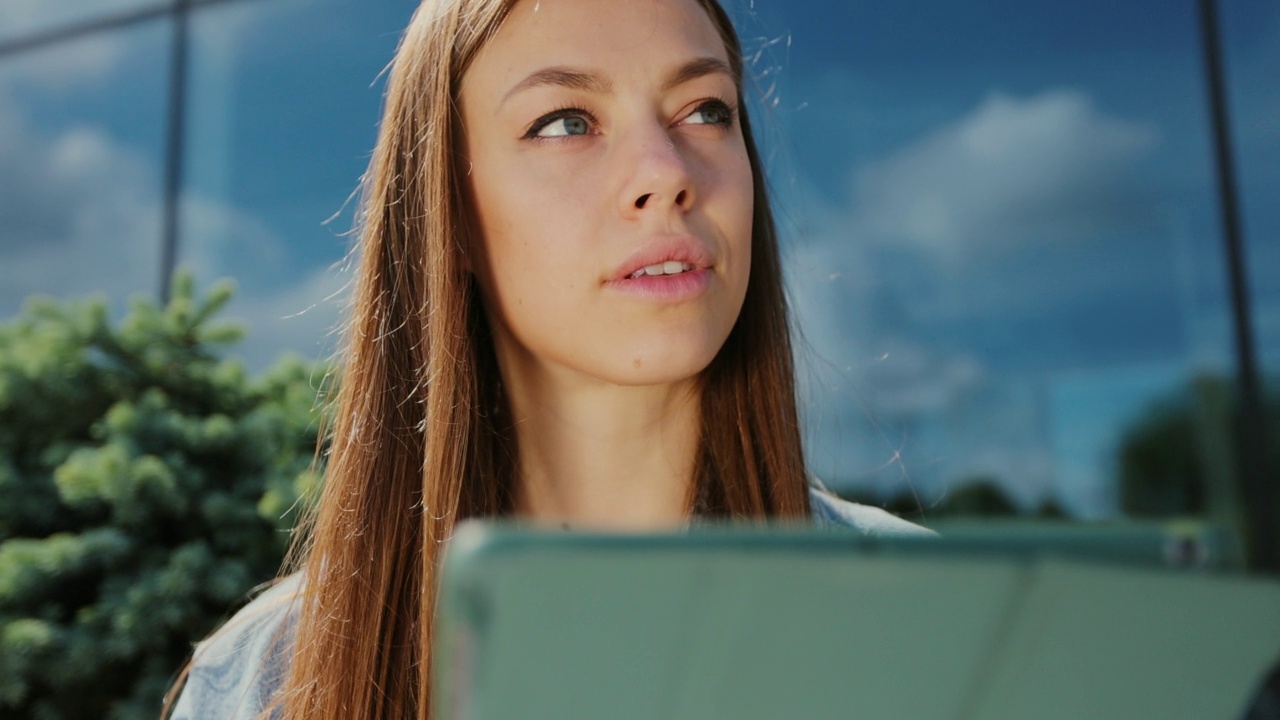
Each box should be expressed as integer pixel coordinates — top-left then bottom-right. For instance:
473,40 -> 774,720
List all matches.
841,377 -> 1278,531
0,273 -> 327,720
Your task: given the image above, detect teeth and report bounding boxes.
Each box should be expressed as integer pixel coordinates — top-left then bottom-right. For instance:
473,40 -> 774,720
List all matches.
629,262 -> 694,279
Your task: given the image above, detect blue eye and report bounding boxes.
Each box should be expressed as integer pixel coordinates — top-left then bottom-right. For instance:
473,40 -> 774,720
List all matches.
527,109 -> 593,139
684,100 -> 736,127
544,116 -> 590,136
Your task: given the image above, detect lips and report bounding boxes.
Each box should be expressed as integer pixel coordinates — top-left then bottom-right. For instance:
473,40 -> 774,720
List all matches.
610,235 -> 715,283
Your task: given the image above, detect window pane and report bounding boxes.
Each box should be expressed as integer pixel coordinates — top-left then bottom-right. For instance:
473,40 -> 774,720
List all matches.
0,20 -> 167,316
181,0 -> 415,368
0,0 -> 160,45
735,0 -> 1243,524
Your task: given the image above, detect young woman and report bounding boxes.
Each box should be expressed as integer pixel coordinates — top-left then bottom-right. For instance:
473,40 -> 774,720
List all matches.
167,0 -> 928,717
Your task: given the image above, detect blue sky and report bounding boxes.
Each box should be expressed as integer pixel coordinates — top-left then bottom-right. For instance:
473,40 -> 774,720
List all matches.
0,0 -> 1275,519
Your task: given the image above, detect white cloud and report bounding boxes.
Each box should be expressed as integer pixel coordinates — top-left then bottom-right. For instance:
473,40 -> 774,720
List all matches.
173,192 -> 353,369
851,90 -> 1159,260
0,0 -> 361,374
215,263 -> 350,370
0,77 -> 347,373
0,0 -> 297,93
0,0 -> 146,29
179,195 -> 291,283
18,36 -> 127,90
0,101 -> 161,311
0,6 -> 140,90
788,89 -> 1166,513
190,0 -> 303,60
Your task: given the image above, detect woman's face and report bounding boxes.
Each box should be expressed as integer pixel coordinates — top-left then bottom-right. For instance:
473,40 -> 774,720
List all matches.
459,0 -> 753,389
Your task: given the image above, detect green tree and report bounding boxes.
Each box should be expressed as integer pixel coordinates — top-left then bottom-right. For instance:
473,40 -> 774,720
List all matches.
1118,374 -> 1278,519
0,274 -> 327,720
931,477 -> 1019,517
837,476 -> 1062,522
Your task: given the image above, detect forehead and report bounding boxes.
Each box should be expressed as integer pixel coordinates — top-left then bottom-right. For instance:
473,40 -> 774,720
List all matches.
464,0 -> 730,97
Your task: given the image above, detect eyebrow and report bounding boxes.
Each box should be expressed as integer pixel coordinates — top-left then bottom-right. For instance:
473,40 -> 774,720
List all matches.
500,57 -> 735,108
660,57 -> 734,93
501,67 -> 611,106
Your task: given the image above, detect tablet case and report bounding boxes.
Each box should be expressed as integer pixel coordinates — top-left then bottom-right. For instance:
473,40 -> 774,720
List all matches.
434,523 -> 1280,720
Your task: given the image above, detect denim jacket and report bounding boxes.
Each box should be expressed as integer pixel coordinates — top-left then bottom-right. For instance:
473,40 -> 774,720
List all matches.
170,488 -> 932,719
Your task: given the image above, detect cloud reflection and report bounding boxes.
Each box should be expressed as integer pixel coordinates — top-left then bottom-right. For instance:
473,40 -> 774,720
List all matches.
790,90 -> 1165,515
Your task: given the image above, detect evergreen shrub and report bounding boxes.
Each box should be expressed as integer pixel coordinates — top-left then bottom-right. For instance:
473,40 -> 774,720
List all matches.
0,274 -> 327,720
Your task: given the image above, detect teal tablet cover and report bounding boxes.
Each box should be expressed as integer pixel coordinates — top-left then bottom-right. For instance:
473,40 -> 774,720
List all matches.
433,524 -> 1280,720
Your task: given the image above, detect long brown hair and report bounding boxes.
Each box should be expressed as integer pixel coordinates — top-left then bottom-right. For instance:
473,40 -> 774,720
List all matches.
279,0 -> 809,718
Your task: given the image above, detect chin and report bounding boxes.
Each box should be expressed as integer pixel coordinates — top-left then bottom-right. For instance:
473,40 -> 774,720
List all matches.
601,344 -> 722,388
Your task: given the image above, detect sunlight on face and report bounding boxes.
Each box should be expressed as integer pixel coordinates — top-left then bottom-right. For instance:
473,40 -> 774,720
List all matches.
459,0 -> 754,391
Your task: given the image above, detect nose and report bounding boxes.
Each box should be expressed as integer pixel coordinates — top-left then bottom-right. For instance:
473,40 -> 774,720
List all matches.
618,125 -> 695,219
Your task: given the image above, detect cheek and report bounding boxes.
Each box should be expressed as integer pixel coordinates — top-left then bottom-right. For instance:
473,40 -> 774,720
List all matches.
719,150 -> 756,288
472,152 -> 601,254
467,159 -> 597,328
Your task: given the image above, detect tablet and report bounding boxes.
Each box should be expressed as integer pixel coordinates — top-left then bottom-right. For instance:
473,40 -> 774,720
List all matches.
433,522 -> 1280,720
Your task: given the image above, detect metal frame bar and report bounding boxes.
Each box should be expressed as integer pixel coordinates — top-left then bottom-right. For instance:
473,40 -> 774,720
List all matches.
159,0 -> 190,304
1198,0 -> 1277,574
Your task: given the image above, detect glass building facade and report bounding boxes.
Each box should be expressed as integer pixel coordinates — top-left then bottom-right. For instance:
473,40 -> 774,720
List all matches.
1,0 -> 1276,562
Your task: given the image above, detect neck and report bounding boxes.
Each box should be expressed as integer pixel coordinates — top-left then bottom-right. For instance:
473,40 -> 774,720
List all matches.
504,370 -> 700,532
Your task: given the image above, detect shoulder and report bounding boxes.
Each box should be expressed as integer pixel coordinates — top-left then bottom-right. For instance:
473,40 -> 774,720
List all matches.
807,485 -> 938,537
169,573 -> 302,720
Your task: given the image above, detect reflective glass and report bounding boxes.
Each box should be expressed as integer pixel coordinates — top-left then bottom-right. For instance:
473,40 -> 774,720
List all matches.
0,19 -> 167,316
0,0 -> 160,45
167,0 -> 1274,531
181,0 -> 415,368
722,0 -> 1245,524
